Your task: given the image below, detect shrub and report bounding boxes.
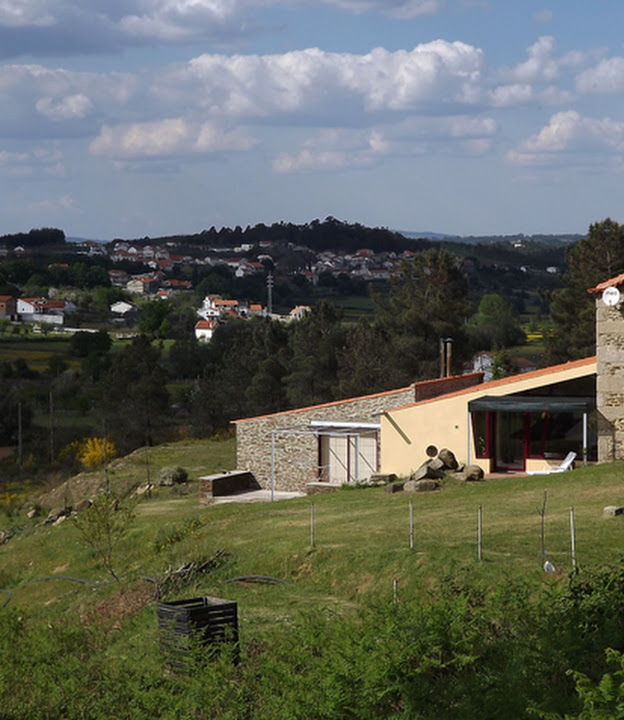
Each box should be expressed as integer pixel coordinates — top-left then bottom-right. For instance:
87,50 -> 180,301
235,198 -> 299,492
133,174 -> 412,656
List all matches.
158,466 -> 188,486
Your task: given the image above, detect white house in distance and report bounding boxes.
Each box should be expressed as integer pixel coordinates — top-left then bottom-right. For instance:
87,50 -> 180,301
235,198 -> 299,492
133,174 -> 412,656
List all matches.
194,319 -> 218,342
17,297 -> 75,325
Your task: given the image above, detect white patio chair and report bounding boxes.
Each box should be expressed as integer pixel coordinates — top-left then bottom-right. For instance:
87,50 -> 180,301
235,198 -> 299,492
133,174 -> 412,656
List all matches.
526,451 -> 576,476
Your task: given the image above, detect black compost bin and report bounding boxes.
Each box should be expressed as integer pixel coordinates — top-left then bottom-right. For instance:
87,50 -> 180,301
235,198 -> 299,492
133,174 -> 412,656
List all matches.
157,596 -> 239,665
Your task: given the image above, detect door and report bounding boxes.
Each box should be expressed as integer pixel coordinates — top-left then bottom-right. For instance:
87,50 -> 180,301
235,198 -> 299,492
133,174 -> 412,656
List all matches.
494,412 -> 527,471
320,432 -> 378,484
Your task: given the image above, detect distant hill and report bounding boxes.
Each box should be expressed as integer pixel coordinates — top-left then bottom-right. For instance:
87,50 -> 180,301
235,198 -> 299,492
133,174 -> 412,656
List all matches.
399,230 -> 583,245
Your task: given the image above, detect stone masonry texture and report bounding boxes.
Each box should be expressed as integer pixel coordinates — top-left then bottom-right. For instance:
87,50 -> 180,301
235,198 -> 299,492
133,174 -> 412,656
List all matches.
596,296 -> 624,461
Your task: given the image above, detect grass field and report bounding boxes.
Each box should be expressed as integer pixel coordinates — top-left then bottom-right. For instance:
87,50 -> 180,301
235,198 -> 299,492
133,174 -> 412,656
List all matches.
2,442 -> 624,629
0,336 -> 79,373
4,443 -> 624,718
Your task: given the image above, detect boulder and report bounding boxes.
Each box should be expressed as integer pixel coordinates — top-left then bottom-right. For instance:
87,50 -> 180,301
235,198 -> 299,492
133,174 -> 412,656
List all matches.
385,481 -> 405,494
46,506 -> 72,524
411,458 -> 446,482
371,473 -> 398,485
438,448 -> 459,471
461,465 -> 485,482
404,479 -> 441,493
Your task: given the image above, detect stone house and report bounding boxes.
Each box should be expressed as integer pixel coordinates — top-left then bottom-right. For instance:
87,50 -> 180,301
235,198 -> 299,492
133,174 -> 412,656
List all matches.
233,271 -> 624,489
233,374 -> 483,492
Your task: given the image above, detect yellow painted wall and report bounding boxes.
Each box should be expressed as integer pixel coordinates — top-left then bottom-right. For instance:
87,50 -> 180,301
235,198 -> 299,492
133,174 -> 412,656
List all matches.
380,359 -> 596,478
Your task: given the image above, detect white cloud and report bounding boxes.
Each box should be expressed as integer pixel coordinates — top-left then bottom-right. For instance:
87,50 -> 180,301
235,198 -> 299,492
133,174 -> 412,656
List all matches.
488,82 -> 573,108
501,36 -> 560,84
274,113 -> 495,172
90,118 -> 257,159
176,41 -> 484,118
0,0 -> 55,27
0,0 -> 447,57
36,93 -> 93,120
576,57 -> 624,94
119,0 -> 241,41
0,42 -> 485,147
508,110 -> 624,166
31,194 -> 74,211
538,85 -> 574,104
319,0 -> 445,19
273,128 -> 387,173
0,142 -> 65,176
489,83 -> 533,107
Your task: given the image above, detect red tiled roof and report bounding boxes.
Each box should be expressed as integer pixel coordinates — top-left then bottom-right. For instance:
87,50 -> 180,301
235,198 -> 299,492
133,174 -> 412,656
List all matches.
388,356 -> 597,413
195,320 -> 217,329
232,373 -> 484,424
588,273 -> 624,293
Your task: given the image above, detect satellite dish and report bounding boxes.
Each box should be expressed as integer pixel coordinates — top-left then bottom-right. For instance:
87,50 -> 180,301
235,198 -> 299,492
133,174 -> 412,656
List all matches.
602,287 -> 621,306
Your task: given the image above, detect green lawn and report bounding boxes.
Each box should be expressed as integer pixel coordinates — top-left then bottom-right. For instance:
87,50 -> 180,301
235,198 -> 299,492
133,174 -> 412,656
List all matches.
2,447 -> 624,623
3,444 -> 624,718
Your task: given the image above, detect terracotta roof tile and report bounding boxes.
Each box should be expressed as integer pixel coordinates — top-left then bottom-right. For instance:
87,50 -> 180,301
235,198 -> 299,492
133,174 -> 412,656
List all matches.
588,273 -> 624,293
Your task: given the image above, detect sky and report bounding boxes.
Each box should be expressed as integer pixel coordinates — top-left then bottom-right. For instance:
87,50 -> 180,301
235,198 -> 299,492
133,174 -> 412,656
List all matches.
1,1 -> 624,240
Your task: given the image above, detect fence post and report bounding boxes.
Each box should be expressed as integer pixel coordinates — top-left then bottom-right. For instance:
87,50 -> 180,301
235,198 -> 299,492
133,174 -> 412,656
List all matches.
409,501 -> 414,550
310,502 -> 315,548
570,506 -> 577,570
477,505 -> 483,561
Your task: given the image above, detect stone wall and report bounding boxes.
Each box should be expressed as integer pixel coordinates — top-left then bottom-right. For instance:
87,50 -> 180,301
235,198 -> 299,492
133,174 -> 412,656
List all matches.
596,295 -> 624,461
234,373 -> 483,492
199,470 -> 258,505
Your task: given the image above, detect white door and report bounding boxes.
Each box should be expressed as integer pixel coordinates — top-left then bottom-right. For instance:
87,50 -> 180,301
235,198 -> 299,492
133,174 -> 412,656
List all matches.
321,432 -> 378,484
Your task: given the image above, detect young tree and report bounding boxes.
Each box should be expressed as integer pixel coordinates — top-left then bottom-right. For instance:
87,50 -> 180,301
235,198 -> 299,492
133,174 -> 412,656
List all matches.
138,299 -> 172,338
72,492 -> 135,582
468,293 -> 526,350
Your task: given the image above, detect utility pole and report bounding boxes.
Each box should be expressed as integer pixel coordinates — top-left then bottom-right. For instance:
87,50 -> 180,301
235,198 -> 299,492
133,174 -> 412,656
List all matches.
266,272 -> 274,316
17,401 -> 23,473
49,391 -> 54,464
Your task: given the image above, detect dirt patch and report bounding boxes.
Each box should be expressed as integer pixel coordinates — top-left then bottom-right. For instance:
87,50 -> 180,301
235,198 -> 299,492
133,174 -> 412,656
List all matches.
292,557 -> 314,579
81,581 -> 155,628
354,573 -> 373,594
39,472 -> 104,511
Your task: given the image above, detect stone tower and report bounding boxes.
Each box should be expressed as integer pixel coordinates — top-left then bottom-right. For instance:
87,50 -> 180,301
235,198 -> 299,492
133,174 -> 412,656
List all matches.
594,275 -> 624,462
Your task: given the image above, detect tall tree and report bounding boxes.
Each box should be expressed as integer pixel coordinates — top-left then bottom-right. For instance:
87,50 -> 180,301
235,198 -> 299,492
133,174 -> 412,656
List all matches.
98,335 -> 169,450
283,301 -> 346,408
547,218 -> 624,363
336,320 -> 395,398
374,248 -> 471,383
245,318 -> 290,415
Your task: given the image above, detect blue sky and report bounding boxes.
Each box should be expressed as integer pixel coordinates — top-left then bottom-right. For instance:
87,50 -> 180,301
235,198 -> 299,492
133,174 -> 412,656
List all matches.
1,0 -> 624,240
